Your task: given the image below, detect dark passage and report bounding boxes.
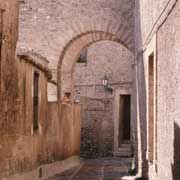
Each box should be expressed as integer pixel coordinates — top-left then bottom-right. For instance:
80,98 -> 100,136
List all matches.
172,122 -> 180,180
122,95 -> 131,141
33,71 -> 39,131
119,95 -> 131,146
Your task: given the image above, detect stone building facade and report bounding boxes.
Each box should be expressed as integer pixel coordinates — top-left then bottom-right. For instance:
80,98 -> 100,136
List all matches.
0,3 -> 81,176
1,0 -> 180,180
74,41 -> 134,158
17,0 -> 135,79
17,0 -> 136,170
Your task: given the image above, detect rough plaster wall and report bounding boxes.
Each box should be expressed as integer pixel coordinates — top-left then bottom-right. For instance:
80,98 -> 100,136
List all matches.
0,0 -> 19,132
74,41 -> 134,157
0,0 -> 20,178
9,59 -> 76,179
61,103 -> 81,159
137,0 -> 171,46
156,1 -> 180,179
134,0 -> 178,177
8,59 -> 60,177
134,39 -> 147,177
18,0 -> 134,71
135,0 -> 179,180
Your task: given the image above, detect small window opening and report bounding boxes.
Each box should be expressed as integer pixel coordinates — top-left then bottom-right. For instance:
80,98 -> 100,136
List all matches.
33,71 -> 39,131
0,9 -> 4,91
77,48 -> 87,63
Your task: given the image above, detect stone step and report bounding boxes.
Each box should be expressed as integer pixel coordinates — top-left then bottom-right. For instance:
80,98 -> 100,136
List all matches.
123,140 -> 131,144
113,150 -> 132,157
114,144 -> 132,157
120,143 -> 131,148
119,147 -> 131,152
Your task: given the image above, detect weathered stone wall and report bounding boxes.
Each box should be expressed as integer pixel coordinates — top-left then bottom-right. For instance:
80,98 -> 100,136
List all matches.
0,43 -> 63,179
18,0 -> 135,165
0,0 -> 20,178
18,0 -> 135,72
74,41 -> 134,158
0,0 -> 135,178
61,103 -> 82,159
1,56 -> 59,178
0,0 -> 19,133
74,41 -> 134,96
3,54 -> 81,179
80,97 -> 113,158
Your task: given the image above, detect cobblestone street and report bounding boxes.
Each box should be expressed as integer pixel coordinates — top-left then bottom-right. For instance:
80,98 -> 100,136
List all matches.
46,157 -> 134,180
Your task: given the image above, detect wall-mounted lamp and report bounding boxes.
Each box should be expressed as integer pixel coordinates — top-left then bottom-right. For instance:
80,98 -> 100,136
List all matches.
102,75 -> 113,94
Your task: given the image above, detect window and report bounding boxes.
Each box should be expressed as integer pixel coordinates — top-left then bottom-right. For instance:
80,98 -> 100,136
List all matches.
148,53 -> 155,162
77,48 -> 87,63
0,9 -> 4,90
0,9 -> 4,44
33,71 -> 39,131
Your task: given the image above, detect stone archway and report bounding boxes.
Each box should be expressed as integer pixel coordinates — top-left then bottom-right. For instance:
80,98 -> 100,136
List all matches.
57,16 -> 135,159
58,31 -> 134,101
57,13 -> 135,101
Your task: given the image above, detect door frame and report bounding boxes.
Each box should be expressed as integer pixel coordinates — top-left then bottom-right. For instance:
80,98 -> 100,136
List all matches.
113,88 -> 132,152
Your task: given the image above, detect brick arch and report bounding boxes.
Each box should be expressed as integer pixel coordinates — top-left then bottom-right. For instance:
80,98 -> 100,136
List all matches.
57,15 -> 134,101
56,14 -> 134,56
58,31 -> 134,101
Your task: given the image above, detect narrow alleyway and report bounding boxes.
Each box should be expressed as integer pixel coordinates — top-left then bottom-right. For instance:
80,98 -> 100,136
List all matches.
46,157 -> 134,180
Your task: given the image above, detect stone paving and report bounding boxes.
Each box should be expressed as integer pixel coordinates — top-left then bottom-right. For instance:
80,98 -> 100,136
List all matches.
46,157 -> 135,180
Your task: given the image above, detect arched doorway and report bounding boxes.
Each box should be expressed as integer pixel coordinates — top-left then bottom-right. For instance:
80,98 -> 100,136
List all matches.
57,28 -> 135,159
58,31 -> 134,100
73,41 -> 134,158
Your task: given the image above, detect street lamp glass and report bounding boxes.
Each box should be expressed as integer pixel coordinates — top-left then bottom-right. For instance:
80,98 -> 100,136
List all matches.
103,76 -> 108,86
